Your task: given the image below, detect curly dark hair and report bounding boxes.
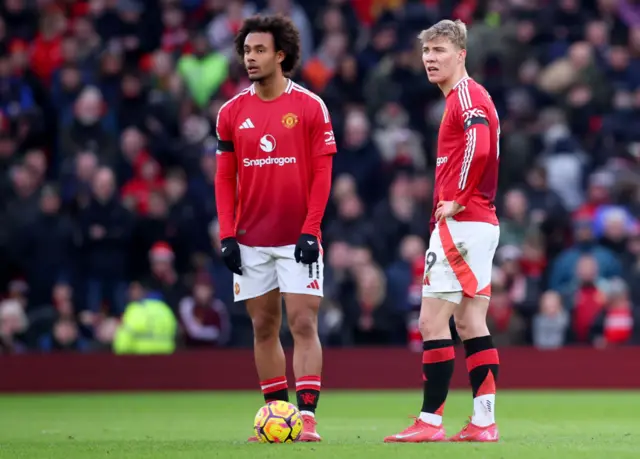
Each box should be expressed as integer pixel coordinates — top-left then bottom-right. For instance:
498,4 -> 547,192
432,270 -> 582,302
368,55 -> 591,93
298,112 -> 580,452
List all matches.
234,14 -> 301,75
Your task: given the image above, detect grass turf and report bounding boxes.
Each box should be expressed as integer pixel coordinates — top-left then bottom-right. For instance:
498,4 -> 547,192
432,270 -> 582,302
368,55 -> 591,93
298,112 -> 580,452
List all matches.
0,390 -> 637,458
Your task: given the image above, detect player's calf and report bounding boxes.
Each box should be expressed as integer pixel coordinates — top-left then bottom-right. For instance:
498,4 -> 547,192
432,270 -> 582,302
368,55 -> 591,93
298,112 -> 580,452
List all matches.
284,293 -> 323,441
418,295 -> 458,425
385,296 -> 456,442
247,292 -> 289,406
454,296 -> 499,431
245,293 -> 289,443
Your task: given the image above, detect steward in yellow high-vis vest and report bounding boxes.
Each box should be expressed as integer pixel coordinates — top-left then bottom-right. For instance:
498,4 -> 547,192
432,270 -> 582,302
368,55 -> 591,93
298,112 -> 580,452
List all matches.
113,299 -> 177,354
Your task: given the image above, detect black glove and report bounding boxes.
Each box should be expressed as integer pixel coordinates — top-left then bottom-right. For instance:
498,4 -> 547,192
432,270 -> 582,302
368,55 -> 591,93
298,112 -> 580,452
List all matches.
220,237 -> 242,275
294,233 -> 319,264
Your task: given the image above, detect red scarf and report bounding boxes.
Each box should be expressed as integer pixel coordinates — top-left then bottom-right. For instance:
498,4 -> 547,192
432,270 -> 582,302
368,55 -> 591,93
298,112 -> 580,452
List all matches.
604,307 -> 633,344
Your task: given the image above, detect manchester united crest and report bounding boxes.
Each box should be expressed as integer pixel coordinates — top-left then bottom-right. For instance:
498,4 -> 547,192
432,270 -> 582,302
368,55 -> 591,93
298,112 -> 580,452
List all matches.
282,112 -> 299,129
234,282 -> 240,295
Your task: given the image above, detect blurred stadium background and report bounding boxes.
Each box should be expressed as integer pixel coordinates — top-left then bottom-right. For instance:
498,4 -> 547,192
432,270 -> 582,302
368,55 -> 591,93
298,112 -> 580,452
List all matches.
1,0 -> 640,457
3,0 -> 640,356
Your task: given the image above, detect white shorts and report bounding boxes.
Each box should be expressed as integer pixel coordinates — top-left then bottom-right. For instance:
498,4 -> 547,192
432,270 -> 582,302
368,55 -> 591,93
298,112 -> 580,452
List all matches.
233,244 -> 324,302
422,218 -> 499,302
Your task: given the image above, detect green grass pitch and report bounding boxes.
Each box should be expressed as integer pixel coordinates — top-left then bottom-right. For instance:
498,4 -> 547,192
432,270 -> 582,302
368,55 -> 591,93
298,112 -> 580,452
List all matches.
0,390 -> 638,458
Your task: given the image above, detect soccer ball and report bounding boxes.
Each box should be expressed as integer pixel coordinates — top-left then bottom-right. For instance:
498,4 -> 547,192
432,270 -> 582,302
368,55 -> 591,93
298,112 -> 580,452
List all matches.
253,400 -> 303,443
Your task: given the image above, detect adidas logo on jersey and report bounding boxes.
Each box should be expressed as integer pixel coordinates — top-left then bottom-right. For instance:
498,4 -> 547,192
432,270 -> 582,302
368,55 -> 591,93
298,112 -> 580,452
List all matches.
306,280 -> 320,290
239,118 -> 254,129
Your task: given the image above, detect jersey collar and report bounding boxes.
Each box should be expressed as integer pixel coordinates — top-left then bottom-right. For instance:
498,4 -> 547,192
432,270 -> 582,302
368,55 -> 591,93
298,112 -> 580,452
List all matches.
249,78 -> 294,96
452,76 -> 471,91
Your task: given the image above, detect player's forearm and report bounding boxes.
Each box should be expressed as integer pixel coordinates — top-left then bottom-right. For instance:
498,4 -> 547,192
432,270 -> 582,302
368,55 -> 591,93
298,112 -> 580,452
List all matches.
214,153 -> 238,240
301,154 -> 333,237
454,125 -> 491,207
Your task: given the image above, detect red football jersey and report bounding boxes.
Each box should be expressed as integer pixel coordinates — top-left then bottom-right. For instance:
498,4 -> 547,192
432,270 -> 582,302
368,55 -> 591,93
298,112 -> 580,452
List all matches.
432,77 -> 500,226
215,79 -> 337,247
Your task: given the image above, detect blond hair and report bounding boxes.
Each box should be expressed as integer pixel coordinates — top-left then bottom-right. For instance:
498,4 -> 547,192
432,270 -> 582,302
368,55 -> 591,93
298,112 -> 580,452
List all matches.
418,19 -> 468,49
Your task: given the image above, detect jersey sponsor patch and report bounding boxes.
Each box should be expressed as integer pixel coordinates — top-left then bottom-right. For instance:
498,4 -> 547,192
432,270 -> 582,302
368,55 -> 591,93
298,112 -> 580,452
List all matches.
324,130 -> 336,146
259,134 -> 277,153
462,108 -> 486,121
243,156 -> 297,167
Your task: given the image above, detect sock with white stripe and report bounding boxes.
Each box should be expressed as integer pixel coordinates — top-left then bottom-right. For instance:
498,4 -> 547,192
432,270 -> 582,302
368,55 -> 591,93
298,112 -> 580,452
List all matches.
296,375 -> 321,415
464,336 -> 499,427
260,376 -> 289,403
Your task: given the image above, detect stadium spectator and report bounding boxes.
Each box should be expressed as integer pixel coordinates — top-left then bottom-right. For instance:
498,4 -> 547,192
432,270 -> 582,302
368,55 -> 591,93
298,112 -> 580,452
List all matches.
178,272 -> 231,347
486,266 -> 527,346
113,295 -> 177,354
59,85 -> 118,164
17,184 -> 74,307
532,290 -> 569,349
1,0 -> 640,352
79,166 -> 134,315
590,277 -> 634,347
341,261 -> 404,345
569,254 -> 609,343
144,241 -> 187,312
385,234 -> 427,312
0,298 -> 28,353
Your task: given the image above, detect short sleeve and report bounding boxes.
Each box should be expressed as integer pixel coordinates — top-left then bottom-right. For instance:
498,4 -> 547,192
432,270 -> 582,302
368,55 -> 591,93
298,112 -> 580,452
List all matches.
215,104 -> 234,154
309,96 -> 337,157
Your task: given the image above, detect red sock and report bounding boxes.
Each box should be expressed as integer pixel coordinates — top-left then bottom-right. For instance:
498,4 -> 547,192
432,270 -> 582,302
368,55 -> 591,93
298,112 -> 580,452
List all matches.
260,376 -> 289,403
296,375 -> 321,414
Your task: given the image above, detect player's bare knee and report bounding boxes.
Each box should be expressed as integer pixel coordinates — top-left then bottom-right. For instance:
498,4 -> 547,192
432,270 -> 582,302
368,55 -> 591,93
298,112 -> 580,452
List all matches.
453,310 -> 470,337
453,314 -> 471,339
287,313 -> 317,341
284,293 -> 320,341
251,314 -> 280,343
419,296 -> 456,340
454,295 -> 490,340
457,318 -> 490,340
418,315 -> 450,340
418,304 -> 450,339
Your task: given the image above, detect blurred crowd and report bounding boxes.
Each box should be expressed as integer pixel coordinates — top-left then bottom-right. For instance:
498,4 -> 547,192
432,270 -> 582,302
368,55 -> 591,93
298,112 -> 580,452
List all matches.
1,0 -> 640,354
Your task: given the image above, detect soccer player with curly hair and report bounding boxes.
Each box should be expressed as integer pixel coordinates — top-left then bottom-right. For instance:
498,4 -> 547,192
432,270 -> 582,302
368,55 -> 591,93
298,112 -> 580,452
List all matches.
215,14 -> 336,442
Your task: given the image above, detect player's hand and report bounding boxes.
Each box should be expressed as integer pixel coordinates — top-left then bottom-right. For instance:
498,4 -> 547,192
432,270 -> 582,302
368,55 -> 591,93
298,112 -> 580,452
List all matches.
294,233 -> 319,264
220,237 -> 242,275
435,201 -> 466,220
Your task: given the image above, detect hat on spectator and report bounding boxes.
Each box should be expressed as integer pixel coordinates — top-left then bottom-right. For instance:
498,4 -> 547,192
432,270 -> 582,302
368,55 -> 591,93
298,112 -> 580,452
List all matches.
149,241 -> 174,262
